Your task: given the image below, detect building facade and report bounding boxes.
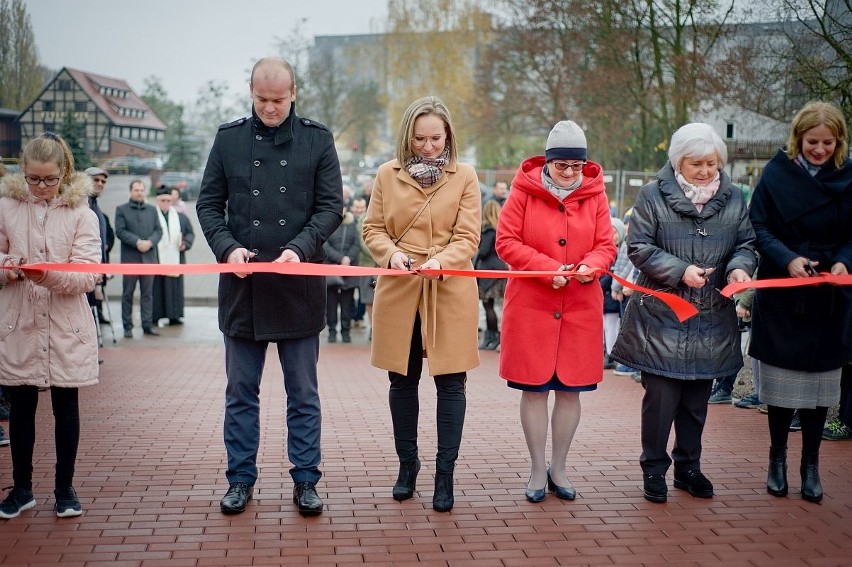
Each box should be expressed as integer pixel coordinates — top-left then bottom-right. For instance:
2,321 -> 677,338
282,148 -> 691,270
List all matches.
17,67 -> 166,160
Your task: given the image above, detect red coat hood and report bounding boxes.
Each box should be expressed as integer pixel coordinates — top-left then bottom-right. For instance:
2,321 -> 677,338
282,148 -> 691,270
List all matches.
511,156 -> 607,203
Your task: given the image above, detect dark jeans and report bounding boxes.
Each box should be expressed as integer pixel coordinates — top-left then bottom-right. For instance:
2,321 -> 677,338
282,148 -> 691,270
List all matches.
640,373 -> 714,475
122,273 -> 154,330
326,285 -> 355,335
6,386 -> 80,490
223,334 -> 322,485
388,314 -> 466,474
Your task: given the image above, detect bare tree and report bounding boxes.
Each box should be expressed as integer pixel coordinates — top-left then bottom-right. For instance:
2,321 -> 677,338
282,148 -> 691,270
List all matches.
777,0 -> 852,120
0,0 -> 42,110
384,0 -> 493,148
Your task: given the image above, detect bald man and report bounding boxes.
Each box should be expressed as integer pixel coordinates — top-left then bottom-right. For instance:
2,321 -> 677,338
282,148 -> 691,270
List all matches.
197,57 -> 343,516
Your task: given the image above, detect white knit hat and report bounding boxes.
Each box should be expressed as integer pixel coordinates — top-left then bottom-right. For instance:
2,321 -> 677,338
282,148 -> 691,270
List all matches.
545,120 -> 587,162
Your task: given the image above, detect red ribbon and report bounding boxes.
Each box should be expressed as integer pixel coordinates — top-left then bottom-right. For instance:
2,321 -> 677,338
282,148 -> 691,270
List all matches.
5,261 -> 847,323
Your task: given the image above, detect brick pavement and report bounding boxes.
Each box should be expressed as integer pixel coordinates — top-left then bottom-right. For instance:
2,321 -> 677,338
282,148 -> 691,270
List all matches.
1,307 -> 850,566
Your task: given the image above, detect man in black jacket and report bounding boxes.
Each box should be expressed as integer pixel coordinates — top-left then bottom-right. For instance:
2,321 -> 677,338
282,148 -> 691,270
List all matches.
197,57 -> 342,516
115,179 -> 162,338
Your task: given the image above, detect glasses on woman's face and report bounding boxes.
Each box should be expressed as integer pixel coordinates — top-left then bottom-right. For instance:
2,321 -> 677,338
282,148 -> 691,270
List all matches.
25,174 -> 62,187
550,160 -> 586,173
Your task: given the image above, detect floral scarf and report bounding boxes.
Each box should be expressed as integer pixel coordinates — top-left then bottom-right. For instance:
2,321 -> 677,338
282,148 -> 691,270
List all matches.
404,147 -> 449,188
675,170 -> 721,212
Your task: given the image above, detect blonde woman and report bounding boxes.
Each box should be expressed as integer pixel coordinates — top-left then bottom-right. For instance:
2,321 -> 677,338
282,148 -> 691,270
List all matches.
363,96 -> 480,512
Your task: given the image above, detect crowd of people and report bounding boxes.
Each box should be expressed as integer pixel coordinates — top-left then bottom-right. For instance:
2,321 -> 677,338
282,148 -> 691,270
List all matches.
0,57 -> 850,521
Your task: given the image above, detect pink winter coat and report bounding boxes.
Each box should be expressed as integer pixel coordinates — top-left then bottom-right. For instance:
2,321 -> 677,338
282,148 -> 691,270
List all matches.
496,157 -> 616,386
0,172 -> 101,389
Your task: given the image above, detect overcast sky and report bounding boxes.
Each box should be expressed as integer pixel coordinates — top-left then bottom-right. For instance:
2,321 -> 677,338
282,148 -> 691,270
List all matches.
25,0 -> 388,105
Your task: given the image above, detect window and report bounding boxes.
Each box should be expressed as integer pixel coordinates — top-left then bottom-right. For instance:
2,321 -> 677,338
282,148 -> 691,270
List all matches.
75,101 -> 87,112
726,123 -> 735,139
43,101 -> 54,111
57,80 -> 72,91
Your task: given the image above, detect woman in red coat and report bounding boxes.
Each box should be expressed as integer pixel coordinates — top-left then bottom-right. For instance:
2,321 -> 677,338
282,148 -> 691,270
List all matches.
496,120 -> 616,502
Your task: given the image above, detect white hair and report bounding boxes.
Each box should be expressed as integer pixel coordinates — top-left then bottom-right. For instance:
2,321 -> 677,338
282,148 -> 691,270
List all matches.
668,123 -> 727,171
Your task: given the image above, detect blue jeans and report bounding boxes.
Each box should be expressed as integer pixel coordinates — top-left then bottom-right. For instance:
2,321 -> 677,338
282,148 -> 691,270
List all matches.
223,334 -> 322,485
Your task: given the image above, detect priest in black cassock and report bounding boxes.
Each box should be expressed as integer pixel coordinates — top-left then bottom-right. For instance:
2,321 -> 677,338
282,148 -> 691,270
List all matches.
152,185 -> 194,325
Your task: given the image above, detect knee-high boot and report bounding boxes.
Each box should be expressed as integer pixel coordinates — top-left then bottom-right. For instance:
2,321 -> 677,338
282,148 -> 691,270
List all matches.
800,452 -> 823,503
433,373 -> 466,512
388,372 -> 420,480
766,445 -> 788,496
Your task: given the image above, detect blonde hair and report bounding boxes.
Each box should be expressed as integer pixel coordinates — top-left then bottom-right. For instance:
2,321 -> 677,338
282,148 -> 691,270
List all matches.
482,199 -> 501,229
786,101 -> 848,169
395,96 -> 458,164
22,132 -> 75,188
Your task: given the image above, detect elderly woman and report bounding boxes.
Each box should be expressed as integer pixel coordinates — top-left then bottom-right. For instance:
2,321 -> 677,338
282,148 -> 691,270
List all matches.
0,133 -> 101,519
749,101 -> 852,503
611,123 -> 756,503
496,120 -> 616,502
363,96 -> 480,512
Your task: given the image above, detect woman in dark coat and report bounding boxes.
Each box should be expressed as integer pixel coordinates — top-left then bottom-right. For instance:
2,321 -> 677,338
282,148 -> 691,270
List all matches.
476,199 -> 507,350
322,208 -> 360,343
611,122 -> 756,504
749,101 -> 852,503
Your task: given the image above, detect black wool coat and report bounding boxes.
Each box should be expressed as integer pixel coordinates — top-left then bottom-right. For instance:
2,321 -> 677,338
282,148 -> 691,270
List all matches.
196,106 -> 343,340
749,150 -> 852,371
611,163 -> 757,380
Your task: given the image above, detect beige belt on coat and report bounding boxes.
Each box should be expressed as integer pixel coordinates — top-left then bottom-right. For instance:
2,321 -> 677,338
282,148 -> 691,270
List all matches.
398,243 -> 444,350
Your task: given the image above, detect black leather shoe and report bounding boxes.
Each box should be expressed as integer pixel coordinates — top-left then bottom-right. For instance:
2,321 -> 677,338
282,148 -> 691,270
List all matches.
392,459 -> 421,501
124,329 -> 133,339
293,482 -> 323,516
643,473 -> 668,503
673,469 -> 714,498
220,482 -> 253,514
547,469 -> 576,500
525,478 -> 546,503
800,452 -> 823,503
432,471 -> 454,512
142,327 -> 160,336
767,445 -> 788,496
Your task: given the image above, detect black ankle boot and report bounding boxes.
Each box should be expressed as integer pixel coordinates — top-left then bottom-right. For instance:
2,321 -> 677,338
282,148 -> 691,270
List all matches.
432,471 -> 454,512
392,459 -> 421,501
767,445 -> 788,496
800,452 -> 823,503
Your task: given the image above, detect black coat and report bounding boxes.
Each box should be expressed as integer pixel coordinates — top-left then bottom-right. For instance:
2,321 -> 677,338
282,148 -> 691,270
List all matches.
196,106 -> 343,340
114,199 -> 162,264
749,150 -> 852,371
322,212 -> 360,290
475,226 -> 506,293
611,163 -> 757,380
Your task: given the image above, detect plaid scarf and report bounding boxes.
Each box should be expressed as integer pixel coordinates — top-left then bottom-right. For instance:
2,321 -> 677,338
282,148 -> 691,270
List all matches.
675,170 -> 720,213
405,147 -> 449,188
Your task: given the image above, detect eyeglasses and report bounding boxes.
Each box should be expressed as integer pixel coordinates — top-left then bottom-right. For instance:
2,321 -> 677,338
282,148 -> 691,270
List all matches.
25,174 -> 62,187
550,161 -> 586,172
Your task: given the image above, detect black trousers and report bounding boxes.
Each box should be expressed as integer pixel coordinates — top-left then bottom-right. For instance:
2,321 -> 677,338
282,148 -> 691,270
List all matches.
6,386 -> 80,491
640,372 -> 714,475
388,314 -> 466,474
326,285 -> 355,335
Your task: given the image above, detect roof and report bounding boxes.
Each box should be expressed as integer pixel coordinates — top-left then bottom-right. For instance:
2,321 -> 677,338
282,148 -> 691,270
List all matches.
64,67 -> 167,131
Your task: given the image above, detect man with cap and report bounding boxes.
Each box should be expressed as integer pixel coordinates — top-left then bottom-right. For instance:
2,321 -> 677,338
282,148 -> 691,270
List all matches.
115,179 -> 162,338
84,167 -> 114,325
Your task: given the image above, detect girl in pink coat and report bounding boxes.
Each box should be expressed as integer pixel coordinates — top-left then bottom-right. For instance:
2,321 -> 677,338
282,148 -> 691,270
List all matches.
496,121 -> 616,502
0,133 -> 101,520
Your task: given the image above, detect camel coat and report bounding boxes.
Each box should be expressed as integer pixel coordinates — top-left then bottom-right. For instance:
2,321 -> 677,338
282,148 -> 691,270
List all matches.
363,159 -> 481,376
